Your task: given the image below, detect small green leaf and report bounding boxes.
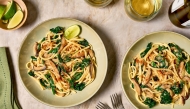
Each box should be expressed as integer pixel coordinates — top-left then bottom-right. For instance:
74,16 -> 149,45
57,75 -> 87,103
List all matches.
78,39 -> 89,47
28,71 -> 35,77
48,47 -> 58,54
50,26 -> 63,34
31,56 -> 37,61
185,61 -> 190,74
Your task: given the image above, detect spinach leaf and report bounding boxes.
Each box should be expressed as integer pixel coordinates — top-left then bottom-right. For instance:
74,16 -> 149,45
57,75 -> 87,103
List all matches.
31,56 -> 37,61
57,54 -> 63,63
134,76 -> 139,83
68,79 -> 85,91
74,58 -> 91,70
45,73 -> 56,95
48,47 -> 59,54
155,55 -> 168,68
140,84 -> 147,88
158,45 -> 167,52
140,42 -> 152,58
159,60 -> 167,68
74,82 -> 85,91
81,58 -> 91,67
69,79 -> 74,89
50,26 -> 63,34
150,61 -> 158,68
56,39 -> 61,44
63,55 -> 71,63
78,39 -> 89,47
143,97 -> 157,108
131,83 -> 134,89
53,35 -> 59,39
160,90 -> 172,104
37,43 -> 41,51
171,82 -> 183,94
155,55 -> 164,62
68,72 -> 84,91
41,37 -> 46,42
185,61 -> 190,74
39,79 -> 48,88
169,43 -> 185,62
156,85 -> 163,91
74,62 -> 80,71
28,71 -> 35,77
57,64 -> 66,74
72,72 -> 83,81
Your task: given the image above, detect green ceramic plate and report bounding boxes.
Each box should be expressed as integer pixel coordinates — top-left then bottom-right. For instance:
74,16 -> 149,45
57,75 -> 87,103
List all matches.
18,18 -> 108,107
121,31 -> 190,109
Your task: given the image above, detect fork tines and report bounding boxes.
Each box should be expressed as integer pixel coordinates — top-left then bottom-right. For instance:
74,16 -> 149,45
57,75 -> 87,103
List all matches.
96,101 -> 112,109
110,93 -> 125,109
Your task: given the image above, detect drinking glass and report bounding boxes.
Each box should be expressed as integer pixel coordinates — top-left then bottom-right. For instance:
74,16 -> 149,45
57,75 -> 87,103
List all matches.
124,0 -> 162,21
84,0 -> 112,8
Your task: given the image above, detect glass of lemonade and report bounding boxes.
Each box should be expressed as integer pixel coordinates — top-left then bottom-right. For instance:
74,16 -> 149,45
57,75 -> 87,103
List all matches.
84,0 -> 112,8
124,0 -> 162,21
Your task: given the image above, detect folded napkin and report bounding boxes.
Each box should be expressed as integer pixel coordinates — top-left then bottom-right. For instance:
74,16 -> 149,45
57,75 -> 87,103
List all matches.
0,47 -> 21,109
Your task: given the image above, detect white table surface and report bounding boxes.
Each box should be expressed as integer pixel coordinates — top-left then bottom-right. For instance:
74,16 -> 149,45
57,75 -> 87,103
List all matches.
0,0 -> 190,109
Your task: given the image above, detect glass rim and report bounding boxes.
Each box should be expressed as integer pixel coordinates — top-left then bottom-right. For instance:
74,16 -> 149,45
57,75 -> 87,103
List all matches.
84,0 -> 113,8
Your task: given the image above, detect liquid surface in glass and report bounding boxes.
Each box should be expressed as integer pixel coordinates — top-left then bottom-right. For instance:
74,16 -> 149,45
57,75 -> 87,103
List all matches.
124,0 -> 162,21
131,0 -> 155,16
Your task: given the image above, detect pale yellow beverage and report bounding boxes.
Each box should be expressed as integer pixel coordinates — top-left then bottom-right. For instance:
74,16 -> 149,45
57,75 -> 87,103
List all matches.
124,0 -> 162,21
84,0 -> 112,8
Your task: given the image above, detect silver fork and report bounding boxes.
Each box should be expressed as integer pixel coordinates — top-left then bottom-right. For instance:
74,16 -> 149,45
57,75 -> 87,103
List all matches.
110,93 -> 125,109
96,101 -> 112,109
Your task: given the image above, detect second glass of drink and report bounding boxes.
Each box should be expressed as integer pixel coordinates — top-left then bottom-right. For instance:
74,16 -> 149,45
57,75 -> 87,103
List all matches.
84,0 -> 112,8
124,0 -> 162,21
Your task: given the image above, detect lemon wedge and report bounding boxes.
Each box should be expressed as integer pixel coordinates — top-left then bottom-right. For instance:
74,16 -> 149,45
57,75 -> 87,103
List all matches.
64,25 -> 81,39
7,10 -> 23,29
2,1 -> 16,20
0,5 -> 6,19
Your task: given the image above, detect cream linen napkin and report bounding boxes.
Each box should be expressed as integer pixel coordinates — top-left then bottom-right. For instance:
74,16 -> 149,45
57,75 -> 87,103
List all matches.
0,47 -> 21,109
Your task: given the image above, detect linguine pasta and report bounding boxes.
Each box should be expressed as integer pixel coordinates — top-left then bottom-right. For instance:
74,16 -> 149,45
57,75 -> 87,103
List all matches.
26,26 -> 96,97
128,42 -> 190,108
